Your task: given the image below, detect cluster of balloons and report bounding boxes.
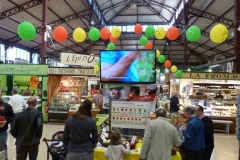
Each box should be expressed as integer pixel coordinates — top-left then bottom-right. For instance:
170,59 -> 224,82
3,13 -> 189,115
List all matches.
156,52 -> 183,77
137,24 -> 179,50
17,21 -> 229,46
94,60 -> 100,72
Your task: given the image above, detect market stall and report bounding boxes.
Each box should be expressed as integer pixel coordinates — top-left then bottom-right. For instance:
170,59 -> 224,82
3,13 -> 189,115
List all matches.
0,64 -> 49,120
47,67 -> 99,122
169,72 -> 240,134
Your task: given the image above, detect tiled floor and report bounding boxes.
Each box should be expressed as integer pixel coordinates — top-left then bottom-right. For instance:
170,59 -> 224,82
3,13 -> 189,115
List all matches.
6,123 -> 238,160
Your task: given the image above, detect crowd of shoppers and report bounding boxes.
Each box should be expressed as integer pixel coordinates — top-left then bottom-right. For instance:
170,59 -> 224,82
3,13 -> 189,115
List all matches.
0,88 -> 215,160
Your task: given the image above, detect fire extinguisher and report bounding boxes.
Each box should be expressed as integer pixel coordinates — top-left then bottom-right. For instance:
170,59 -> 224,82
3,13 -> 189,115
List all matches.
44,103 -> 49,113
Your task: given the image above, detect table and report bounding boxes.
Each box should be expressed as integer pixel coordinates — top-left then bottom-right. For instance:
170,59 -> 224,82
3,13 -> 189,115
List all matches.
94,143 -> 141,160
94,143 -> 182,160
212,119 -> 233,134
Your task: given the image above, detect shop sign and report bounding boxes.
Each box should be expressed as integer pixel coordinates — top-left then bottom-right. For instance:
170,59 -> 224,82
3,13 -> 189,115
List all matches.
0,64 -> 49,75
172,72 -> 240,80
60,52 -> 99,66
48,67 -> 96,76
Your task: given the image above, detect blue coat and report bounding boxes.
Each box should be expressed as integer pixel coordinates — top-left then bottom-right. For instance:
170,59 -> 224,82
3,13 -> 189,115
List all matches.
183,116 -> 205,151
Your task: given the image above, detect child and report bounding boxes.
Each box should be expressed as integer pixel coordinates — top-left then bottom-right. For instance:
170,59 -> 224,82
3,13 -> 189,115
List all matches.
50,133 -> 65,152
104,133 -> 131,160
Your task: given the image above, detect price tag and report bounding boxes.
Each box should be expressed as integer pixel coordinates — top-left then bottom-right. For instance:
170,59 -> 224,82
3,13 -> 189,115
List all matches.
101,135 -> 107,142
102,127 -> 107,133
131,136 -> 137,144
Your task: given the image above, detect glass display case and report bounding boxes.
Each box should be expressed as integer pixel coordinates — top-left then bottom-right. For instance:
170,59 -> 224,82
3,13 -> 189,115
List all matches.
48,92 -> 71,122
2,95 -> 42,109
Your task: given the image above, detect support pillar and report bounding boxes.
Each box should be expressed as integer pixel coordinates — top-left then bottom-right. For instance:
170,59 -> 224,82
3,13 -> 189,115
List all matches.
41,0 -> 48,64
234,0 -> 240,73
29,51 -> 33,64
4,44 -> 9,64
184,0 -> 189,67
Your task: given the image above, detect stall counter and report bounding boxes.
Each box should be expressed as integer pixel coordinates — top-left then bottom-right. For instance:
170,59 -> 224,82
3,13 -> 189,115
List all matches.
94,142 -> 182,160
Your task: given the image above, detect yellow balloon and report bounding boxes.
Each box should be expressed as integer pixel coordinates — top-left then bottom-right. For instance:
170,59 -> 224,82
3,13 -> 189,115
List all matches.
73,28 -> 86,42
94,65 -> 100,72
210,24 -> 228,43
171,65 -> 177,73
156,50 -> 160,58
155,27 -> 166,39
111,26 -> 121,38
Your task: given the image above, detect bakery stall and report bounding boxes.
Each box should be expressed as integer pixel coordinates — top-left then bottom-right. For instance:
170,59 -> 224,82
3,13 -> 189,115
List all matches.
169,72 -> 240,134
47,67 -> 97,122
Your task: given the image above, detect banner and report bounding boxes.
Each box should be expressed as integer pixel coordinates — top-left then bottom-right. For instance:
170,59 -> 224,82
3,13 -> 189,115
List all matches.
0,64 -> 49,75
60,52 -> 99,66
102,84 -> 157,109
48,67 -> 96,76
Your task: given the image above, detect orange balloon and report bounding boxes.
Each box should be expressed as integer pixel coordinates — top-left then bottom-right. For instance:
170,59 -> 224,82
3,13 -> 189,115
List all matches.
100,27 -> 111,40
164,60 -> 172,68
53,26 -> 68,42
110,35 -> 118,43
134,24 -> 142,34
145,42 -> 153,50
167,26 -> 179,40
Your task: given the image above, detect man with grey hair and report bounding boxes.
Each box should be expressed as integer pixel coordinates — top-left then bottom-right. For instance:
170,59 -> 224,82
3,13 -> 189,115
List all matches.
92,89 -> 104,113
11,96 -> 43,160
9,88 -> 26,115
182,106 -> 205,160
140,108 -> 181,160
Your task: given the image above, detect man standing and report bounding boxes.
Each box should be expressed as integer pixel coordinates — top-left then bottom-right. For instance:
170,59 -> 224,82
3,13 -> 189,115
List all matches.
92,89 -> 104,114
9,89 -> 26,116
170,92 -> 182,113
0,90 -> 14,160
11,96 -> 43,160
182,106 -> 205,160
195,105 -> 214,160
140,108 -> 181,160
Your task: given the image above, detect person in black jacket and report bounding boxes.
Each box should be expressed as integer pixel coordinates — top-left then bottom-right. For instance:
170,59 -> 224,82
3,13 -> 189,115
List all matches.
170,92 -> 182,113
0,90 -> 14,160
11,96 -> 43,160
195,105 -> 214,160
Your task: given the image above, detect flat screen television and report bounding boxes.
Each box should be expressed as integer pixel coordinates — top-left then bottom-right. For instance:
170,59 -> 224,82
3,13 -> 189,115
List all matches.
100,50 -> 156,83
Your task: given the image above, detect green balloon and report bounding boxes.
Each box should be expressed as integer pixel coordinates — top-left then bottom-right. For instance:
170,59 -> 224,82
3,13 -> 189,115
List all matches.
139,36 -> 148,45
176,70 -> 183,78
17,22 -> 36,40
107,42 -> 115,50
97,61 -> 100,67
145,26 -> 155,37
88,28 -> 100,41
158,55 -> 166,63
186,25 -> 201,42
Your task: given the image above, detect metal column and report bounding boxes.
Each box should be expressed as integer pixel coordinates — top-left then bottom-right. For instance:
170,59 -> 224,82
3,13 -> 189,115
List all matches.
41,0 -> 48,64
234,0 -> 240,73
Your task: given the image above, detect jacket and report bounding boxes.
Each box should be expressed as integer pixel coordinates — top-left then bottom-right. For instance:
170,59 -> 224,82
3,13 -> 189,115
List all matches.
202,116 -> 214,149
0,99 -> 14,132
182,116 -> 205,151
140,117 -> 181,160
11,108 -> 43,145
63,116 -> 98,153
104,144 -> 131,160
170,96 -> 179,113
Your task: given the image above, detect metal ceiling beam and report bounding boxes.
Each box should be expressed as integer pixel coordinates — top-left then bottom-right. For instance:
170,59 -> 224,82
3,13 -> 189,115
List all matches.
188,8 -> 234,27
0,0 -> 43,20
101,0 -> 175,16
179,37 -> 234,58
3,9 -> 91,45
81,0 -> 105,26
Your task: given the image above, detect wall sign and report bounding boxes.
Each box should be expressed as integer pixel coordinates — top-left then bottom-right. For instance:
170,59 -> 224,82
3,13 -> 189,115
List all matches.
60,52 -> 99,66
0,64 -> 49,75
48,67 -> 96,76
170,72 -> 240,80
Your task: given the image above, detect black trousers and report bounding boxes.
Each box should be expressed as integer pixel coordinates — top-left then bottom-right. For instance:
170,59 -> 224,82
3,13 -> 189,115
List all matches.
203,147 -> 214,160
16,143 -> 39,160
185,149 -> 204,160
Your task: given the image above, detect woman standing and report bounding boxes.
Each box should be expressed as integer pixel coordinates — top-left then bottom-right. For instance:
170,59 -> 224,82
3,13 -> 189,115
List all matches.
64,100 -> 98,160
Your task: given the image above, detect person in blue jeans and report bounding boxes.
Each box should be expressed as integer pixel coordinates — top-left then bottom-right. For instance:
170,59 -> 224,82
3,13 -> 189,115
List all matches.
182,106 -> 205,160
0,90 -> 14,160
100,50 -> 139,82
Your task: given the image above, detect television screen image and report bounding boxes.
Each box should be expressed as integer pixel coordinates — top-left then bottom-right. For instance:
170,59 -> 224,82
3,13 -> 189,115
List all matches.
100,50 -> 156,83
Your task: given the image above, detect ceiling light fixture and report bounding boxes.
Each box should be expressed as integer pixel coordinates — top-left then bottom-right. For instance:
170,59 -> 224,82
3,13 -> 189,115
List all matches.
209,64 -> 220,68
91,21 -> 94,25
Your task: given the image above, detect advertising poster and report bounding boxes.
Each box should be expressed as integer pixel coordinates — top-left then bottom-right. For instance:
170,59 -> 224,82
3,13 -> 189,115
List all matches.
102,84 -> 157,111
